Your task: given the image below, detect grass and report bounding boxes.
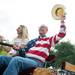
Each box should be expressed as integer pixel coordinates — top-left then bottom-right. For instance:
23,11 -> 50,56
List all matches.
0,50 -> 8,55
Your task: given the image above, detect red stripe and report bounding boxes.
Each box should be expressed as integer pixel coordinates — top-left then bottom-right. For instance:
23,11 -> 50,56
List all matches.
49,37 -> 52,47
28,50 -> 48,58
35,44 -> 50,48
53,35 -> 56,44
58,33 -> 66,38
53,35 -> 59,44
38,38 -> 49,41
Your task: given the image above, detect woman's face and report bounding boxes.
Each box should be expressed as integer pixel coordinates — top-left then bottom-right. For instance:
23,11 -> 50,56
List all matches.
16,26 -> 23,34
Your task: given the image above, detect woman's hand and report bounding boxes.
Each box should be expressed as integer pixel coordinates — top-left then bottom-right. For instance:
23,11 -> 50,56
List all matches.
12,44 -> 27,50
13,44 -> 21,50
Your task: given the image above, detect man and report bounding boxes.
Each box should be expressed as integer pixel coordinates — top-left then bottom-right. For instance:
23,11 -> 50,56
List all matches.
0,16 -> 66,75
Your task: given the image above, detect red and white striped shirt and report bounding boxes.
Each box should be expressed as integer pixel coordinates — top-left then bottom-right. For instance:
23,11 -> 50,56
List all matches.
26,21 -> 66,62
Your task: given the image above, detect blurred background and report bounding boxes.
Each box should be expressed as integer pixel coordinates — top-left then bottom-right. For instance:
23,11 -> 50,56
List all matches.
0,0 -> 74,44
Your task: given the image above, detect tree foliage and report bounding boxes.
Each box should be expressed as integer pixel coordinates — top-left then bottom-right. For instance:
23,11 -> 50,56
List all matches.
50,41 -> 75,68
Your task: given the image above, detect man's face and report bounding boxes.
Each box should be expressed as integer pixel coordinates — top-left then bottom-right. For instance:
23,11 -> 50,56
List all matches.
39,26 -> 48,36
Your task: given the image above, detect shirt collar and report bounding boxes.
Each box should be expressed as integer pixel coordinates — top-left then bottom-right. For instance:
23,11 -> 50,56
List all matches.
38,35 -> 46,38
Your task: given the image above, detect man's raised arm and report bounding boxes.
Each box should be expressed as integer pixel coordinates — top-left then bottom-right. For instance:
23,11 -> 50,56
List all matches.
49,16 -> 66,47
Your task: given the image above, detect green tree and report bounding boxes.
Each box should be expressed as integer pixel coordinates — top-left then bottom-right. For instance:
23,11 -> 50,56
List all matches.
53,41 -> 75,68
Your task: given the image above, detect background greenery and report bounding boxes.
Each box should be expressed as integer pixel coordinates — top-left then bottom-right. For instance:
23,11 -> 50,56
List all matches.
50,41 -> 75,68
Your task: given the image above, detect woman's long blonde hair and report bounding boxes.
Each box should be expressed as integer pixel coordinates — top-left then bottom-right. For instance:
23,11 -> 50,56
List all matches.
17,25 -> 29,40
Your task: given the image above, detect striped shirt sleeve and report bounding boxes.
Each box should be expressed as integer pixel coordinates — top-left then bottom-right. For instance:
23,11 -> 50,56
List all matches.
49,20 -> 66,47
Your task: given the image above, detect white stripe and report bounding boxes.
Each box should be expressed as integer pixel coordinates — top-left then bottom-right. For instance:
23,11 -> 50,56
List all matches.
26,53 -> 45,62
56,34 -> 61,40
60,28 -> 66,33
61,23 -> 64,25
36,40 -> 50,45
29,47 -> 49,55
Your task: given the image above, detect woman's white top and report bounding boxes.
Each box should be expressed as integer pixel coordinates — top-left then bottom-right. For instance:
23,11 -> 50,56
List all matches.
9,38 -> 29,54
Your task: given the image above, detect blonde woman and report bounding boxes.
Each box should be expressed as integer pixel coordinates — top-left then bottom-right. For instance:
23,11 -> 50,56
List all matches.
9,25 -> 29,56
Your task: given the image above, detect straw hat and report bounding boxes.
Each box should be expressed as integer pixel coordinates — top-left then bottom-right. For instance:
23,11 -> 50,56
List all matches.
51,4 -> 65,20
